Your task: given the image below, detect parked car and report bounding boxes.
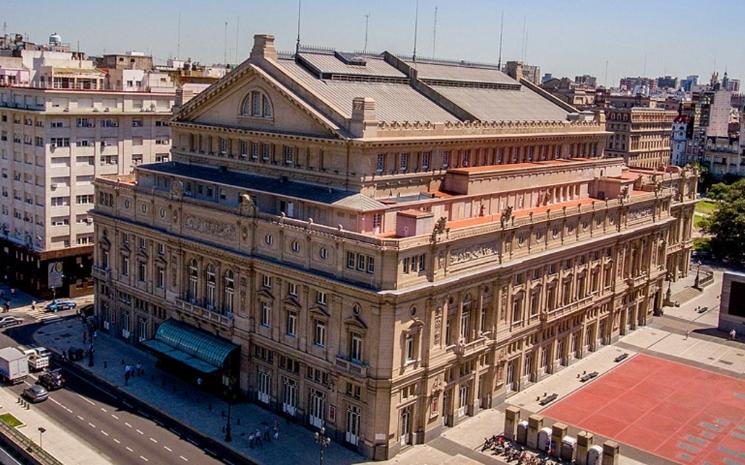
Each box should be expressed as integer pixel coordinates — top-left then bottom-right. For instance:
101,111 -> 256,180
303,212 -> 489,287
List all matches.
38,370 -> 65,390
22,384 -> 48,403
45,299 -> 77,312
0,316 -> 23,328
78,304 -> 94,317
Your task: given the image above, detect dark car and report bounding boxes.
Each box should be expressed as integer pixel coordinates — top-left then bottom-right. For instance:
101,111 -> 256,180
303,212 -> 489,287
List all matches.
38,370 -> 65,390
0,316 -> 23,328
45,299 -> 77,312
67,347 -> 85,361
78,304 -> 94,317
23,384 -> 49,403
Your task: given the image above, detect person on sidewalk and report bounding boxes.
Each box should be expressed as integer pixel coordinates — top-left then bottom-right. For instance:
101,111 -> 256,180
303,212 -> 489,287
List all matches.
136,362 -> 142,376
730,328 -> 737,341
31,301 -> 36,312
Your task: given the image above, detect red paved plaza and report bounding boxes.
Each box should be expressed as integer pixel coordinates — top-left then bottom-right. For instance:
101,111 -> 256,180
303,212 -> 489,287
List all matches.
542,354 -> 745,465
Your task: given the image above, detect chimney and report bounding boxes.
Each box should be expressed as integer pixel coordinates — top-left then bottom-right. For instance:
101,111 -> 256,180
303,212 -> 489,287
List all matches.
250,34 -> 277,61
505,61 -> 524,81
350,97 -> 377,138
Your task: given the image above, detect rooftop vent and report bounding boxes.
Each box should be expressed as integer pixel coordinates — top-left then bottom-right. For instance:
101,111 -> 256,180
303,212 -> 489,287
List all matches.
335,51 -> 366,67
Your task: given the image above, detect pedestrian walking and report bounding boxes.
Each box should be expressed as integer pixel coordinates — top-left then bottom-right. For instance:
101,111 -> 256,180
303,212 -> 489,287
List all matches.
136,362 -> 143,376
685,329 -> 690,340
730,328 -> 737,341
31,300 -> 36,312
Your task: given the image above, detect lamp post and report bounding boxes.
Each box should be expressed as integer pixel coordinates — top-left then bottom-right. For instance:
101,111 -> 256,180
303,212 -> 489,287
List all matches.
224,377 -> 234,443
694,261 -> 701,289
37,427 -> 46,449
314,426 -> 331,465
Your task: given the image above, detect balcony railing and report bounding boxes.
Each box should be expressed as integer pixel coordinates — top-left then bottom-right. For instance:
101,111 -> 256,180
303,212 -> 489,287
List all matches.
175,297 -> 233,327
335,354 -> 368,378
91,265 -> 110,281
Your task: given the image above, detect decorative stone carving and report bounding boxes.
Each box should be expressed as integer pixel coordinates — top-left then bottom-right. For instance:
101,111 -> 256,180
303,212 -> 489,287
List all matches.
433,307 -> 442,345
450,241 -> 500,265
171,179 -> 184,199
184,215 -> 237,240
500,206 -> 513,228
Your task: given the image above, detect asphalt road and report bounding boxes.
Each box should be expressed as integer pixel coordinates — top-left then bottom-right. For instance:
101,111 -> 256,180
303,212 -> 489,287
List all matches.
0,323 -> 225,465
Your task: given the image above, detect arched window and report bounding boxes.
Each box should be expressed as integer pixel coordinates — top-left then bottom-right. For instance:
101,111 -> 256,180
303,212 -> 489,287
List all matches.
223,270 -> 234,314
241,90 -> 273,118
205,264 -> 216,309
188,259 -> 198,301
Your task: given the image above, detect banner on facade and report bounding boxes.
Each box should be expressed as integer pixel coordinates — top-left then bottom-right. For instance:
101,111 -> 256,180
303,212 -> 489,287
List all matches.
48,262 -> 63,289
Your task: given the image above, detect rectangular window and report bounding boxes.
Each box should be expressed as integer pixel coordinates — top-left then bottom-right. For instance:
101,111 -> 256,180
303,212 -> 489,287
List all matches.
421,152 -> 431,170
375,154 -> 385,173
121,255 -> 130,276
288,282 -> 297,296
286,311 -> 297,336
349,332 -> 363,363
156,267 -> 165,289
137,262 -> 146,282
316,291 -> 327,305
262,274 -> 272,288
260,302 -> 271,327
313,320 -> 326,347
442,151 -> 450,168
283,145 -> 295,165
399,153 -> 409,172
346,252 -> 356,269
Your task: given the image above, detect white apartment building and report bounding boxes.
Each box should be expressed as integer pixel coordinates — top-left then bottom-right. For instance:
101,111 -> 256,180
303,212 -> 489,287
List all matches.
0,49 -> 174,297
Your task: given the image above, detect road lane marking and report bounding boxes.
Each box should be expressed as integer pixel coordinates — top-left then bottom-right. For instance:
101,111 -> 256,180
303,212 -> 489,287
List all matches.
163,446 -> 172,452
88,422 -> 96,428
125,422 -> 132,428
136,428 -> 144,435
140,456 -> 149,462
149,437 -> 157,443
111,414 -> 119,420
48,397 -> 73,413
100,407 -> 107,413
126,446 -> 134,453
77,394 -> 95,405
113,438 -> 121,444
100,430 -> 109,437
179,456 -> 188,462
76,415 -> 84,421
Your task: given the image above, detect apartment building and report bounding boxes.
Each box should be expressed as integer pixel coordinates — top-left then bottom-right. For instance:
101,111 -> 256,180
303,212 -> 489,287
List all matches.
0,48 -> 174,297
91,34 -> 697,460
605,106 -> 676,170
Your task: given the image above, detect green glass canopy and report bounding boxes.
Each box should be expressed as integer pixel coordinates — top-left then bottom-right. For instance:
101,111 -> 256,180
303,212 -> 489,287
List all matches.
142,319 -> 239,374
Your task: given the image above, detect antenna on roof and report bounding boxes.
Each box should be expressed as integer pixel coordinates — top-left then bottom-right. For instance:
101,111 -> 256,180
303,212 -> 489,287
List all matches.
412,0 -> 420,62
521,17 -> 528,62
177,12 -> 181,59
295,0 -> 302,54
363,13 -> 370,54
223,21 -> 228,65
432,5 -> 438,58
497,9 -> 504,69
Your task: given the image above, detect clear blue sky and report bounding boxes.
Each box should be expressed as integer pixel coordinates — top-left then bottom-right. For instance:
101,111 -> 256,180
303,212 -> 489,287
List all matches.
4,0 -> 744,86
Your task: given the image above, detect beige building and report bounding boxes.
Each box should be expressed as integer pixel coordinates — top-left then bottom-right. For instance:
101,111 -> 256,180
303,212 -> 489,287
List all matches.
605,106 -> 676,170
0,51 -> 174,296
91,35 -> 697,460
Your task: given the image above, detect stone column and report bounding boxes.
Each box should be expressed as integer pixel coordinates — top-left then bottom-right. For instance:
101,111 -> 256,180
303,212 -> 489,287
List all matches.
602,440 -> 619,465
576,431 -> 593,465
504,406 -> 520,440
527,414 -> 543,449
551,423 -> 568,458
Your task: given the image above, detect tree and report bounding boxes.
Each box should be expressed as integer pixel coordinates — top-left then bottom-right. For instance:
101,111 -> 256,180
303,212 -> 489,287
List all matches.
701,179 -> 745,264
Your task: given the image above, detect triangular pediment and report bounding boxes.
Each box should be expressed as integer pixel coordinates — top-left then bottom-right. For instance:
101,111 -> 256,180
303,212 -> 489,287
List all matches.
177,63 -> 341,138
344,314 -> 367,331
257,288 -> 274,300
309,305 -> 330,319
283,296 -> 302,309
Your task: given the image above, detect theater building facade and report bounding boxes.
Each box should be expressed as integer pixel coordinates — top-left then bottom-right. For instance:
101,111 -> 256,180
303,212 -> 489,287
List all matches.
91,34 -> 697,460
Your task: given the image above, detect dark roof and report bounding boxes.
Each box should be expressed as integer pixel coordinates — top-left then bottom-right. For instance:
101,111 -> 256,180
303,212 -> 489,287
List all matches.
140,162 -> 386,211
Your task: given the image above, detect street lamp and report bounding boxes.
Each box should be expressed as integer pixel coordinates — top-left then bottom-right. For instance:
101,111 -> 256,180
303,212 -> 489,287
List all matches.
314,426 -> 331,465
37,427 -> 46,449
224,378 -> 234,443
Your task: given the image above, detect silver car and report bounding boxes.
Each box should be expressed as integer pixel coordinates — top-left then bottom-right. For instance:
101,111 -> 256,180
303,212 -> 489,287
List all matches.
23,384 -> 49,403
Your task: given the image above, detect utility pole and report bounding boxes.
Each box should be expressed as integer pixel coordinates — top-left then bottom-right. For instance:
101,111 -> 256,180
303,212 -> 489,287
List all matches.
176,12 -> 181,59
497,10 -> 504,69
412,0 -> 420,61
235,16 -> 240,63
223,21 -> 228,65
296,0 -> 302,54
363,13 -> 370,54
432,6 -> 438,58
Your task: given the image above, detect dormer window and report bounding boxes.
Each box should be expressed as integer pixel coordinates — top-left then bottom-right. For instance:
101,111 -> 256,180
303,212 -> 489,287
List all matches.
241,90 -> 273,119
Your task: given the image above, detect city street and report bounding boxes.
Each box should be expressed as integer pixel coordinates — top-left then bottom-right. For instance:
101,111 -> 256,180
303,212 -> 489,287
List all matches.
0,321 -> 224,465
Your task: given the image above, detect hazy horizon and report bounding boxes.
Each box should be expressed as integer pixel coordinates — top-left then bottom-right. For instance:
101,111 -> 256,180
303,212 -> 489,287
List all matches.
4,0 -> 743,87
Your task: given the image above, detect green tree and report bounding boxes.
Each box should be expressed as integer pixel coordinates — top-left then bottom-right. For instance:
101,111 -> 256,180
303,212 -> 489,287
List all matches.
701,179 -> 745,264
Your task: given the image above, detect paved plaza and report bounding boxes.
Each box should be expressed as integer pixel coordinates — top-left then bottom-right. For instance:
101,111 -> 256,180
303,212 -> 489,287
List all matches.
544,354 -> 745,465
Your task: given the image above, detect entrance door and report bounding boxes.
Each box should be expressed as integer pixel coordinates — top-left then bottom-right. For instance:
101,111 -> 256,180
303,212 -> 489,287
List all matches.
506,360 -> 516,392
309,390 -> 324,428
399,407 -> 412,446
257,368 -> 271,404
443,388 -> 453,427
136,317 -> 147,343
345,406 -> 360,446
457,384 -> 469,417
282,379 -> 297,416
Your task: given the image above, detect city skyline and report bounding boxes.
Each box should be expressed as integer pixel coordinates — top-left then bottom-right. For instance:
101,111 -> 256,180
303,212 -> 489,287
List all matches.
3,0 -> 744,86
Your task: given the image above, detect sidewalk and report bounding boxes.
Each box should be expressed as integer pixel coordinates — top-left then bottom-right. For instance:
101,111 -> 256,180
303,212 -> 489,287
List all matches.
0,381 -> 114,465
34,319 -> 367,465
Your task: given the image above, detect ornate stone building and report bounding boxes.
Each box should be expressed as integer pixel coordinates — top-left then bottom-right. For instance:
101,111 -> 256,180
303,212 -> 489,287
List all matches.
91,35 -> 697,460
605,106 -> 677,170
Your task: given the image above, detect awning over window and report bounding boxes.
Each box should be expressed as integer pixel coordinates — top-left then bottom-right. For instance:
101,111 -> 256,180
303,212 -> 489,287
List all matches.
141,319 -> 239,374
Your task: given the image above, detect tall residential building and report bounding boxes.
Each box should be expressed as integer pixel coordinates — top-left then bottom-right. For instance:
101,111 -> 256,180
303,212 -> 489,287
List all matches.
0,45 -> 174,297
574,75 -> 597,88
656,76 -> 679,90
92,35 -> 697,460
671,114 -> 689,166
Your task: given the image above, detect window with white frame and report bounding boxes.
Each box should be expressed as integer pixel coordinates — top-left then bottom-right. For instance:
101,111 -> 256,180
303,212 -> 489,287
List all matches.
349,332 -> 363,363
313,320 -> 326,347
224,270 -> 234,314
286,311 -> 297,336
260,301 -> 271,327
